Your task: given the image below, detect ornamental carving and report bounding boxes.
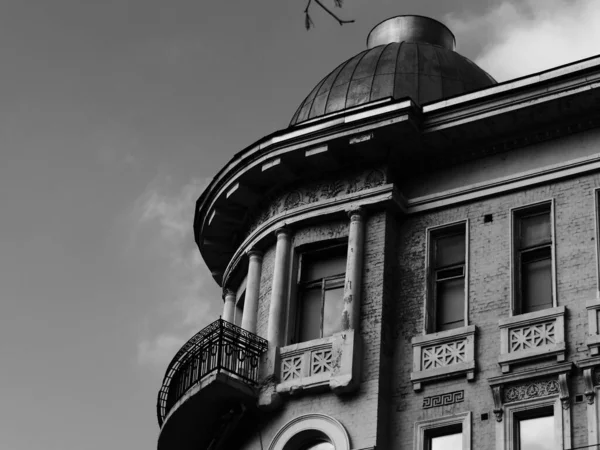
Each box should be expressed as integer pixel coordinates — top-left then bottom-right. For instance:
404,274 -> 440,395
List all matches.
503,379 -> 559,403
281,356 -> 302,381
311,349 -> 333,375
509,322 -> 555,352
422,339 -> 467,370
280,344 -> 335,382
245,166 -> 387,238
423,390 -> 464,409
284,191 -> 303,209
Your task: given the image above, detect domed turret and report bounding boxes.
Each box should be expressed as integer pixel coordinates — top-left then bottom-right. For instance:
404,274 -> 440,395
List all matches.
290,15 -> 496,126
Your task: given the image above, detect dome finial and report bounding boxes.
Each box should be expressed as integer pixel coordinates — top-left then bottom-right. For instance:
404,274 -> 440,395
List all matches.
366,15 -> 456,50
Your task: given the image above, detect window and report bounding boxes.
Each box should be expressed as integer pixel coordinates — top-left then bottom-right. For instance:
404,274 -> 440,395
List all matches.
427,223 -> 467,333
514,407 -> 554,450
269,413 -> 350,450
425,424 -> 462,450
513,202 -> 554,315
296,244 -> 346,343
414,412 -> 470,450
499,396 -> 566,450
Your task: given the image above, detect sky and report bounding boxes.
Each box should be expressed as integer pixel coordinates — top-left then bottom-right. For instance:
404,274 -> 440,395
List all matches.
1,0 -> 599,449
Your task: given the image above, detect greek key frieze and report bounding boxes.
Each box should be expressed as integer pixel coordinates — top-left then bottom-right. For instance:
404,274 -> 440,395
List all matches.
423,391 -> 465,409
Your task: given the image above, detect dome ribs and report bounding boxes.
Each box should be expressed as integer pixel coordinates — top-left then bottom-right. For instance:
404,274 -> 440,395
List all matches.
394,42 -> 419,104
370,43 -> 399,102
323,50 -> 367,116
346,45 -> 385,109
306,59 -> 350,121
289,35 -> 497,126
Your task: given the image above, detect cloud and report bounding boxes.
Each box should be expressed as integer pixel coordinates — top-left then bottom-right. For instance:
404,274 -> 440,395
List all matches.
446,0 -> 600,82
133,175 -> 221,366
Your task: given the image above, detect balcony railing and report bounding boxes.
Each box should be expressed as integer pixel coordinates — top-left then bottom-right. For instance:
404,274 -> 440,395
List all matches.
156,319 -> 268,426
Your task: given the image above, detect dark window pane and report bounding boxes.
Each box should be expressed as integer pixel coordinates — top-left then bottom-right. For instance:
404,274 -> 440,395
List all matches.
522,256 -> 552,313
435,232 -> 465,268
431,432 -> 462,450
520,211 -> 551,248
300,442 -> 334,450
437,278 -> 465,331
298,288 -> 322,342
323,286 -> 344,337
519,415 -> 554,450
302,249 -> 346,282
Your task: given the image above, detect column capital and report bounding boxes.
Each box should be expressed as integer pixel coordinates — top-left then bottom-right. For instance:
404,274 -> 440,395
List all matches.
274,227 -> 291,238
247,248 -> 264,259
347,207 -> 366,220
222,288 -> 236,300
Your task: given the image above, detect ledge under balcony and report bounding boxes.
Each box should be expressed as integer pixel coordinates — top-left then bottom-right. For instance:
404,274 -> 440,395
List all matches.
156,319 -> 268,450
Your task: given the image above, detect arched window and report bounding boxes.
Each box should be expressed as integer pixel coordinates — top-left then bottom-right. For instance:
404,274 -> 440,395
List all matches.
269,414 -> 349,450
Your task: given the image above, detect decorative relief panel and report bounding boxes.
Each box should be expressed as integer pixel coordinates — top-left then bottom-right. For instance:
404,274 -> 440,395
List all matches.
498,306 -> 566,373
411,325 -> 476,391
311,349 -> 333,375
423,390 -> 464,409
280,343 -> 334,383
281,355 -> 302,381
245,167 -> 386,238
422,340 -> 467,370
275,330 -> 360,396
503,379 -> 559,403
509,322 -> 555,352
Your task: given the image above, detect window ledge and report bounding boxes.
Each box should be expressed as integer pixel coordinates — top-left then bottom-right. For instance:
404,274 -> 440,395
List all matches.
275,329 -> 361,396
498,306 -> 566,373
410,325 -> 476,391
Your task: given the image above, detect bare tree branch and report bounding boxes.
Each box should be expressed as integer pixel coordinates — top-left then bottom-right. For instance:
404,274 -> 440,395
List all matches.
304,0 -> 355,29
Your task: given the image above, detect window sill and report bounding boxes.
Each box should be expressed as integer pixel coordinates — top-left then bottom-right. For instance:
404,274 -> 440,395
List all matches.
498,306 -> 566,373
410,325 -> 476,392
276,329 -> 361,396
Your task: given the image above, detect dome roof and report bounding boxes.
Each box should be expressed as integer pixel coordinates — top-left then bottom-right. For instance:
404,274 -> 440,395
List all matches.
290,15 -> 496,127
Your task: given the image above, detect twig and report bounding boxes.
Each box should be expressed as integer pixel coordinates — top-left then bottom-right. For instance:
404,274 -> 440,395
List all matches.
304,0 -> 355,29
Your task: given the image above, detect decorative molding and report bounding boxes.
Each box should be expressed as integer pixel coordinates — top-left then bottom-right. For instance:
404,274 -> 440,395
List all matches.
246,166 -> 386,238
488,362 -> 573,426
498,306 -> 566,373
492,386 -> 503,422
584,368 -> 596,405
503,379 -> 559,403
411,325 -> 476,391
268,413 -> 350,450
423,390 -> 464,409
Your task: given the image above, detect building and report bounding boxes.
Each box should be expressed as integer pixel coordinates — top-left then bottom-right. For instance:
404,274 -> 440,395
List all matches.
156,14 -> 600,450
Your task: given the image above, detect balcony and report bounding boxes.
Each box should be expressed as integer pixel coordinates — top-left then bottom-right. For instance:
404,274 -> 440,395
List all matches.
157,319 -> 268,450
498,306 -> 566,373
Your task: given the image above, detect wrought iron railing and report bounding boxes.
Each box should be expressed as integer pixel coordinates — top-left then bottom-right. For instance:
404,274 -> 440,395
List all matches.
156,319 -> 268,426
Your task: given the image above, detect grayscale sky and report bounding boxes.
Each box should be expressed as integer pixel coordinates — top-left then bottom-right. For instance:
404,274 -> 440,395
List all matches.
1,1 -> 598,449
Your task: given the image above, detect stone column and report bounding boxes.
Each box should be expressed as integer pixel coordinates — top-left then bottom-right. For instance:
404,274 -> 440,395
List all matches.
267,228 -> 292,346
342,208 -> 366,331
241,249 -> 263,333
222,288 -> 236,323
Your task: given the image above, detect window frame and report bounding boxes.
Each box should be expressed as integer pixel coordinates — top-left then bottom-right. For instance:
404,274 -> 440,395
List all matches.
291,241 -> 348,344
499,397 -> 566,450
510,200 -> 556,317
414,411 -> 471,450
424,220 -> 469,334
